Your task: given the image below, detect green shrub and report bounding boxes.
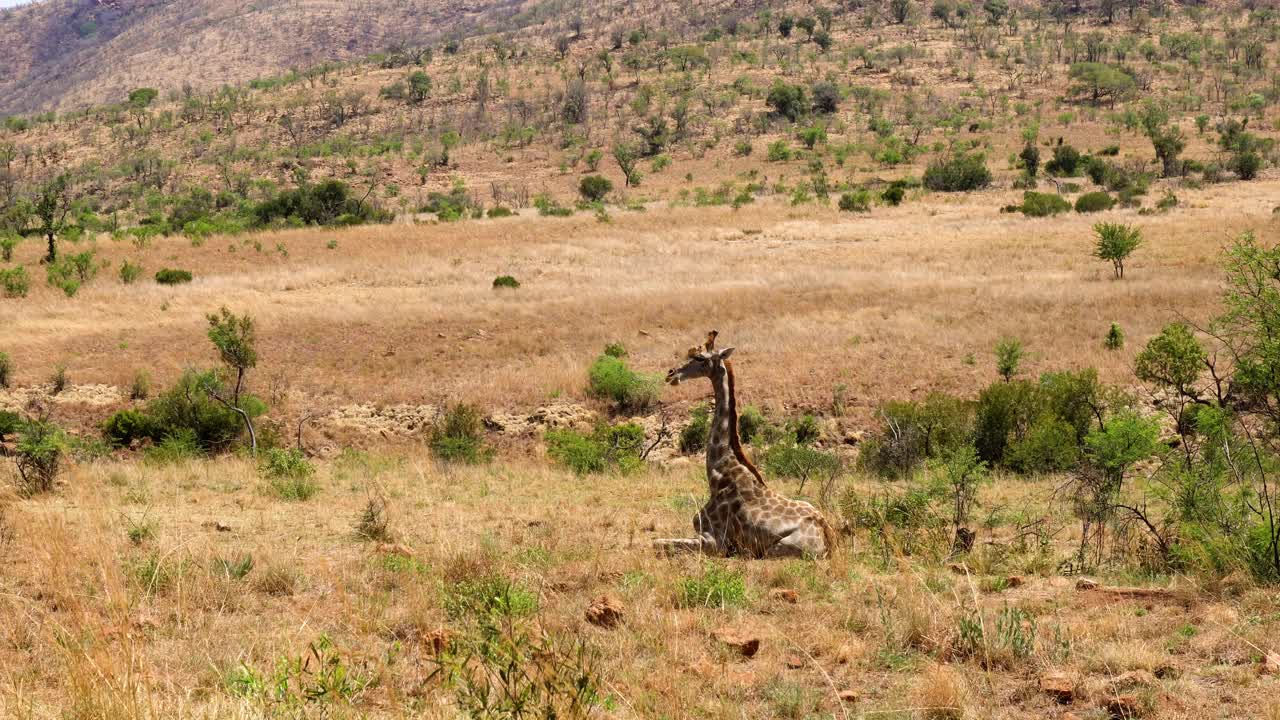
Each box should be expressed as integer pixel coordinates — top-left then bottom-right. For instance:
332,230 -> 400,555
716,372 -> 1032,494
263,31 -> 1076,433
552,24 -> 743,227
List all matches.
860,394 -> 973,478
1045,144 -> 1082,176
429,403 -> 493,464
534,194 -> 572,217
261,448 -> 317,500
766,81 -> 807,122
737,405 -> 770,444
788,415 -> 821,445
143,430 -> 203,464
421,187 -> 480,221
838,190 -> 872,212
1104,322 -> 1125,350
766,140 -> 793,162
103,409 -> 160,447
679,404 -> 711,454
443,575 -> 538,621
762,443 -> 840,480
677,563 -> 747,608
155,268 -> 193,285
119,260 -> 143,284
45,251 -> 97,297
1074,191 -> 1115,213
923,152 -> 991,192
492,275 -> 520,289
0,234 -> 18,262
587,353 -> 659,413
734,140 -> 753,156
602,342 -> 627,358
486,206 -> 513,218
0,351 -> 10,388
546,423 -> 645,475
144,370 -> 261,451
1005,415 -> 1079,473
0,409 -> 22,441
973,380 -> 1039,465
881,181 -> 908,206
1015,191 -> 1071,217
578,175 -> 613,202
1,267 -> 28,298
14,420 -> 65,496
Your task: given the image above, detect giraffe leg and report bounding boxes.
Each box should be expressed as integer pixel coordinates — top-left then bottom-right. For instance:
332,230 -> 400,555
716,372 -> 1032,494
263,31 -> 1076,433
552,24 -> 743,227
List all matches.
654,508 -> 724,556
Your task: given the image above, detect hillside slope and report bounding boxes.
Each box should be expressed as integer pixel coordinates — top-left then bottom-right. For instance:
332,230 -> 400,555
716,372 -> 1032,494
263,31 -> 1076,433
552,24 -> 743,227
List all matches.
0,0 -> 522,114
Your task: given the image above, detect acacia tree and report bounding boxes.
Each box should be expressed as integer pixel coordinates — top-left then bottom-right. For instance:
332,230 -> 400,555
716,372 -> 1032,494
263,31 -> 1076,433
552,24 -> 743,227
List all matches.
1093,223 -> 1142,279
204,307 -> 260,454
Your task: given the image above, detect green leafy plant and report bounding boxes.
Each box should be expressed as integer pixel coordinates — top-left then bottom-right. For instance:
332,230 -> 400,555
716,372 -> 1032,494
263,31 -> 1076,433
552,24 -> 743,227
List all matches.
429,403 -> 493,464
1104,323 -> 1125,350
587,350 -> 659,413
1,267 -> 29,298
677,563 -> 748,608
155,268 -> 193,285
492,275 -> 520,289
546,423 -> 646,475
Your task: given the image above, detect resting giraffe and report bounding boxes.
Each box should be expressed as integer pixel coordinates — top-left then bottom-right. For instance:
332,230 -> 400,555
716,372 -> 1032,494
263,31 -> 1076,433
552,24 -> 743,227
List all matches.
654,331 -> 837,559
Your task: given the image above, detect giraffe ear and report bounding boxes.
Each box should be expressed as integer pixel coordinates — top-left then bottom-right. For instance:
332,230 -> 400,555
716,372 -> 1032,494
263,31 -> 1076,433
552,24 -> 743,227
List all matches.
717,347 -> 735,360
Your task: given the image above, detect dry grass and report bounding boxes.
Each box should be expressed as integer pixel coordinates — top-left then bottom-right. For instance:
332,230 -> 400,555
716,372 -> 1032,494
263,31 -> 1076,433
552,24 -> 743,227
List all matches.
3,182 -> 1277,432
1,449 -> 1278,719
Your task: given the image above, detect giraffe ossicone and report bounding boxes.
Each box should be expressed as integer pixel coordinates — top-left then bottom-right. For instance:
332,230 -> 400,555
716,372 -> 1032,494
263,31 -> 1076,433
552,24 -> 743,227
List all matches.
655,331 -> 837,559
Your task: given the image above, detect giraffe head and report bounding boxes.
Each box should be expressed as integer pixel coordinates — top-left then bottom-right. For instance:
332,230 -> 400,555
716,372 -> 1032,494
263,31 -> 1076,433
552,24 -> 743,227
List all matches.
666,330 -> 735,385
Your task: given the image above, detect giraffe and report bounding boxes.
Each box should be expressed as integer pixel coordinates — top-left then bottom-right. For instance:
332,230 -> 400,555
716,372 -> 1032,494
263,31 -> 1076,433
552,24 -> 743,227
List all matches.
653,331 -> 837,559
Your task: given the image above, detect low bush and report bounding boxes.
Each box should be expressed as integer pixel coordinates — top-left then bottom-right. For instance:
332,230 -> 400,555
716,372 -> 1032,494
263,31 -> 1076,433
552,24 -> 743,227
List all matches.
860,393 -> 974,478
261,448 -> 318,501
155,268 -> 193,285
119,260 -> 143,284
679,404 -> 711,454
546,422 -> 645,475
1,267 -> 29,298
762,443 -> 840,481
881,181 -> 908,206
1074,191 -> 1115,213
587,352 -> 660,413
1013,191 -> 1071,217
492,275 -> 520,289
578,175 -> 613,202
0,351 -> 10,388
923,152 -> 991,192
838,189 -> 872,213
429,403 -> 493,464
14,419 -> 65,496
1045,144 -> 1082,176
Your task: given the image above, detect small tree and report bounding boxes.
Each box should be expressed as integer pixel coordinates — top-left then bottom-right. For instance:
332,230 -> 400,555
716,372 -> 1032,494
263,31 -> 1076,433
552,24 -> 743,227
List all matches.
935,444 -> 989,551
1104,323 -> 1124,350
1093,222 -> 1142,279
612,143 -> 641,187
205,307 -> 260,454
995,337 -> 1024,381
34,174 -> 72,264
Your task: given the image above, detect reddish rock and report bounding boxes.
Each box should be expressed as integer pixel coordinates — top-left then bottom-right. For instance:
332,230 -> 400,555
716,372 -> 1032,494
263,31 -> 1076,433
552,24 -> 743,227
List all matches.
1038,671 -> 1075,703
1105,694 -> 1143,718
784,653 -> 805,669
585,594 -> 625,628
1005,575 -> 1025,588
769,588 -> 800,604
1076,578 -> 1099,590
837,689 -> 860,704
712,627 -> 760,658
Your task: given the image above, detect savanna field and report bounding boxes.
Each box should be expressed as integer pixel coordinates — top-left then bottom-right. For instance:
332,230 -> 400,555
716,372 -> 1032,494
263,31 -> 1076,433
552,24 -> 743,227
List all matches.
3,0 -> 1280,717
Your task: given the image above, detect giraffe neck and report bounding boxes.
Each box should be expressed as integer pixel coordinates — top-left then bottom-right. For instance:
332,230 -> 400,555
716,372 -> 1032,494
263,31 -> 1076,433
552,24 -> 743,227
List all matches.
707,361 -> 765,492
